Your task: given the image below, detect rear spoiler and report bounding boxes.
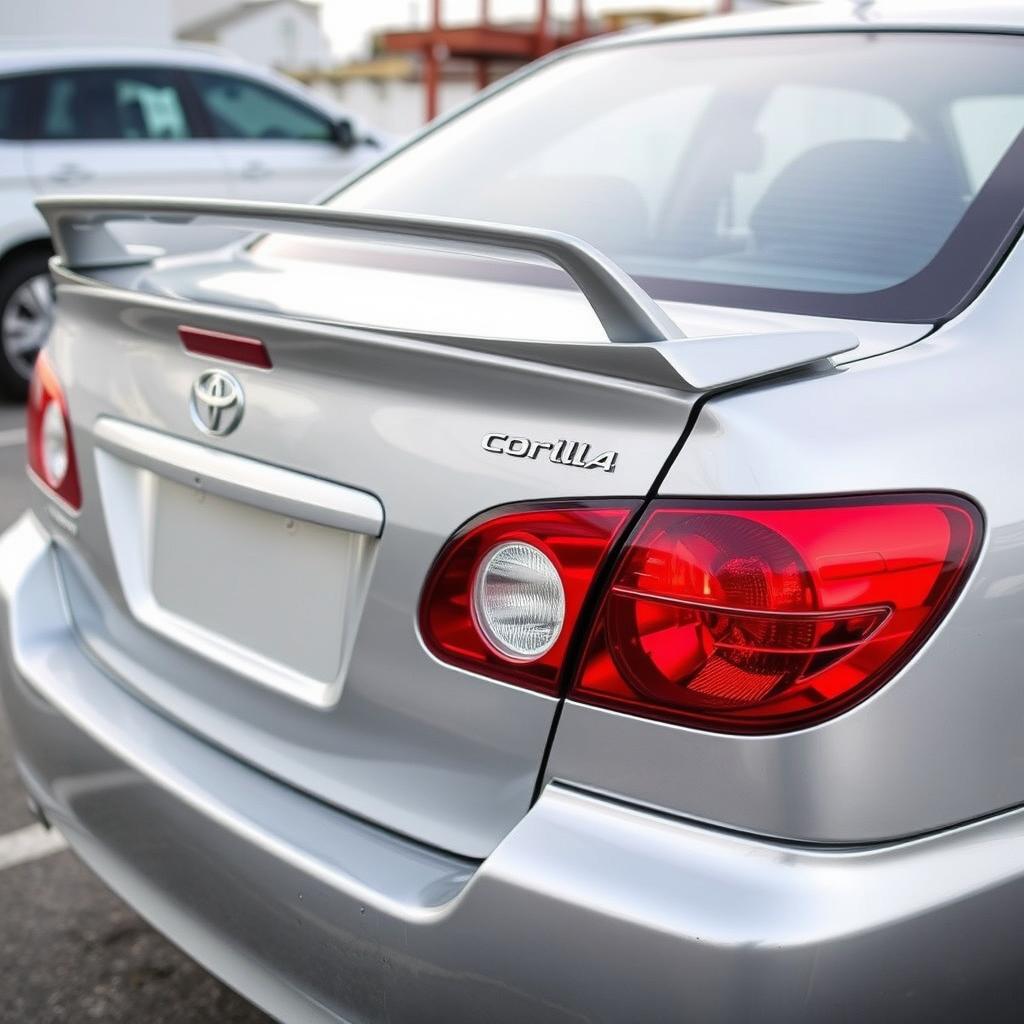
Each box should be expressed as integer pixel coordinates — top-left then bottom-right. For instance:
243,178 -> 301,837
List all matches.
37,195 -> 858,392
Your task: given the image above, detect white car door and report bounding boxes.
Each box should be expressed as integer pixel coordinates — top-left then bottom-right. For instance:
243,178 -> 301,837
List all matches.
24,66 -> 233,252
187,69 -> 363,203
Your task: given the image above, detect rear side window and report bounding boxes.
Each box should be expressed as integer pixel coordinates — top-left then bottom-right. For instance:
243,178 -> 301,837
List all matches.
189,71 -> 331,142
37,68 -> 192,140
310,32 -> 1024,324
0,76 -> 30,139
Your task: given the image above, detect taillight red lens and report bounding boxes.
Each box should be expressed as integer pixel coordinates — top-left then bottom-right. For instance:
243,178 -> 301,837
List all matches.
419,501 -> 639,693
27,349 -> 81,511
570,496 -> 981,733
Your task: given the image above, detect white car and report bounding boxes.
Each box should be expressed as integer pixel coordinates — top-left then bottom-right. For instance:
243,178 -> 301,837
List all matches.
0,44 -> 385,398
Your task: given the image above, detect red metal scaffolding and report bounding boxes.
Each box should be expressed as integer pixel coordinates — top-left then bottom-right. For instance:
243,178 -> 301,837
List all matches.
382,0 -> 595,123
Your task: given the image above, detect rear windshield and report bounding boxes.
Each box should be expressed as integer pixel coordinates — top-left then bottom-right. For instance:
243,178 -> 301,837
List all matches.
264,32 -> 1024,324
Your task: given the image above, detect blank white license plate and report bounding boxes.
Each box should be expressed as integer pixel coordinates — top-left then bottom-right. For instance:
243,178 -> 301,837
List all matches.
150,475 -> 359,683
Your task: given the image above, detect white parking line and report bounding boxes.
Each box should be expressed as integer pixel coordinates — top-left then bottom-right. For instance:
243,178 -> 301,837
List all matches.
0,823 -> 67,871
0,427 -> 25,450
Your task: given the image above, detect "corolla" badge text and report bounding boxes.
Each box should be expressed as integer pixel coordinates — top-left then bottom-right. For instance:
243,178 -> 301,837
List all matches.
482,433 -> 618,473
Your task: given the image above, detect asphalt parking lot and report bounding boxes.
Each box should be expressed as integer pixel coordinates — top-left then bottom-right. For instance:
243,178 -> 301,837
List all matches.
0,398 -> 273,1023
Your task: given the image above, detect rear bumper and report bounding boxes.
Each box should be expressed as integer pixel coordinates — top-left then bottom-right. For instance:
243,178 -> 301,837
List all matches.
4,512 -> 1024,1023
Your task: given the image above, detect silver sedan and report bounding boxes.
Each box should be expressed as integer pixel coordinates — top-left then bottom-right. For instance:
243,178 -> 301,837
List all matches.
3,4 -> 1024,1021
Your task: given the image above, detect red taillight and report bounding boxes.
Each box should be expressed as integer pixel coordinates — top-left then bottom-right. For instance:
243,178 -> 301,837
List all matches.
419,502 -> 639,693
570,496 -> 981,733
27,349 -> 81,511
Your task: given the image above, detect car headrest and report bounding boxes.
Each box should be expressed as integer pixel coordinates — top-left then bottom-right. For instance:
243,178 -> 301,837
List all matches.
119,97 -> 148,139
750,139 -> 968,284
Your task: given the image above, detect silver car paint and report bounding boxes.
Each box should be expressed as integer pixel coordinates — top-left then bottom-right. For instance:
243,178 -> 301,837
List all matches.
31,186 -> 878,860
38,270 -> 699,858
4,5 -> 1024,1021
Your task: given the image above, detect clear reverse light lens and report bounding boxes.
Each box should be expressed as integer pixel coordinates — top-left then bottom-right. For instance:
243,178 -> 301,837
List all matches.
41,400 -> 69,487
473,542 -> 566,661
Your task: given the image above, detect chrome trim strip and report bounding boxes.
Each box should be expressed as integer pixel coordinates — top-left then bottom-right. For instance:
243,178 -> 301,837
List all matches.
92,417 -> 384,538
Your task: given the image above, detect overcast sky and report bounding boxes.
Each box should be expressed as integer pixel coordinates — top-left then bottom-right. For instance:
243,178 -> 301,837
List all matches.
320,0 -> 725,59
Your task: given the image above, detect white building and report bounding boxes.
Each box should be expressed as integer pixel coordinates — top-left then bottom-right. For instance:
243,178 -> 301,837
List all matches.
0,0 -> 331,66
0,0 -> 173,43
177,0 -> 332,71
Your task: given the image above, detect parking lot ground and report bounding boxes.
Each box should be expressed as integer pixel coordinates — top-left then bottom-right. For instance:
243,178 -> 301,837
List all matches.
0,398 -> 273,1023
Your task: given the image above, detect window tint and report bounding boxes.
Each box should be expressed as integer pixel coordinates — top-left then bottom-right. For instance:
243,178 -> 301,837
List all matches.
38,68 -> 191,140
305,33 -> 1024,323
190,72 -> 331,141
0,79 -> 17,139
0,76 -> 29,139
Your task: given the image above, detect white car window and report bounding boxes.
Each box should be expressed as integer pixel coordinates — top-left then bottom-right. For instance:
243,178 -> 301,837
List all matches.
190,71 -> 332,142
37,68 -> 192,140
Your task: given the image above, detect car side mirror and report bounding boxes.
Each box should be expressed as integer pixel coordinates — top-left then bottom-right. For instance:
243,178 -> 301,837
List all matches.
334,117 -> 382,151
334,118 -> 357,150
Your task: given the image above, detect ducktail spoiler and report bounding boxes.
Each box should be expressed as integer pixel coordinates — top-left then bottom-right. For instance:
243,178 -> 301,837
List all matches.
37,195 -> 858,392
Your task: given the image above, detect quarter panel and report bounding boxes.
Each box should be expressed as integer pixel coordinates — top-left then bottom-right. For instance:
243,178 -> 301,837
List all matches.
547,239 -> 1024,843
